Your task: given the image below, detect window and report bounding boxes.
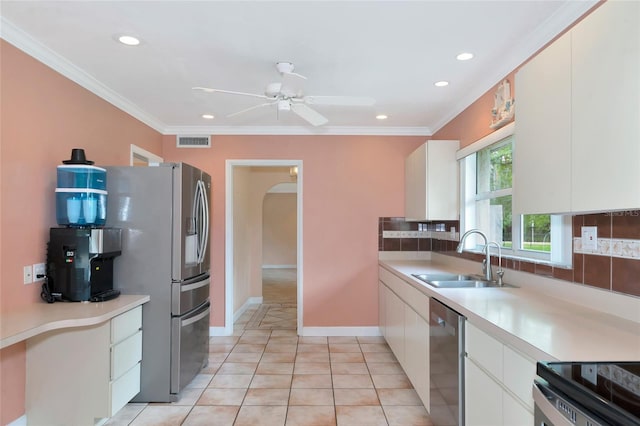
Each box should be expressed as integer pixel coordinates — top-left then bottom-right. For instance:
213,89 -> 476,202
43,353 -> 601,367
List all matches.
459,127 -> 571,265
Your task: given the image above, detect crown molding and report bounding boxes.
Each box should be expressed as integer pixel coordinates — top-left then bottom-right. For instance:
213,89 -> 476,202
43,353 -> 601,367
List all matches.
0,17 -> 167,133
429,0 -> 598,134
163,125 -> 432,136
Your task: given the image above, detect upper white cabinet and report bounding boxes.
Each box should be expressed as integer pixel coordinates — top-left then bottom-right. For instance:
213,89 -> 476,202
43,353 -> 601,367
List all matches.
514,0 -> 640,214
514,32 -> 572,214
405,140 -> 459,221
570,0 -> 640,212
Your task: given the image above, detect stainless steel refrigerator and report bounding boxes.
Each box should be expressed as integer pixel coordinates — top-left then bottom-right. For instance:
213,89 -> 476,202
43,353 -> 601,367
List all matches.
106,162 -> 211,402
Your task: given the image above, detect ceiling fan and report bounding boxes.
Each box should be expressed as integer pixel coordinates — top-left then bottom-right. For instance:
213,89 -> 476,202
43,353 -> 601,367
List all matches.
193,62 -> 376,126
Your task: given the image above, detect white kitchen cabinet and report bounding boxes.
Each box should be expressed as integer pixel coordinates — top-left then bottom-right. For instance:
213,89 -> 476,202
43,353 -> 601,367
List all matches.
465,322 -> 535,426
514,0 -> 640,214
378,280 -> 387,339
570,0 -> 640,212
513,31 -> 572,215
385,284 -> 406,365
26,305 -> 143,425
404,305 -> 429,408
465,358 -> 503,426
378,266 -> 430,409
405,140 -> 459,221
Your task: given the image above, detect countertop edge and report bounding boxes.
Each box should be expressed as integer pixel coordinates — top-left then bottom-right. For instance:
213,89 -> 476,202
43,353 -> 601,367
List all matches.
378,259 -> 640,362
0,295 -> 150,349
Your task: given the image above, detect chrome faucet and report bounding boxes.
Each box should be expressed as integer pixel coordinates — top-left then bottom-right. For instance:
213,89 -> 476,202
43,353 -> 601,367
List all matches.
484,241 -> 505,286
456,229 -> 493,281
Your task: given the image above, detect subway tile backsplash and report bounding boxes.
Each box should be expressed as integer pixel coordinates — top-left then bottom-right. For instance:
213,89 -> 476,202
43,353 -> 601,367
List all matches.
379,211 -> 640,298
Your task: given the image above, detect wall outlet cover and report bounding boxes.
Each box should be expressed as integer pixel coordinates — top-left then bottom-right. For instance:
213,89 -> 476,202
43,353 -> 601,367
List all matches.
581,226 -> 598,251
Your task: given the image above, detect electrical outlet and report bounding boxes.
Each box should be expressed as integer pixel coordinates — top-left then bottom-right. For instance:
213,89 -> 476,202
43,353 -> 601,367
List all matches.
581,226 -> 598,251
23,265 -> 33,284
33,263 -> 46,282
581,364 -> 598,385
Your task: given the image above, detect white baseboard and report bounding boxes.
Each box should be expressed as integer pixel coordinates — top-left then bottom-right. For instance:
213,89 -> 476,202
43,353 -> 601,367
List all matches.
8,414 -> 26,426
233,297 -> 263,322
262,264 -> 297,269
209,326 -> 229,336
300,326 -> 382,337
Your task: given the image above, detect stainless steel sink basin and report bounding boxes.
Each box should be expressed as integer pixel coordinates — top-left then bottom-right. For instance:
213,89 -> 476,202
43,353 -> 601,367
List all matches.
412,273 -> 475,282
411,274 -> 517,288
427,280 -> 510,288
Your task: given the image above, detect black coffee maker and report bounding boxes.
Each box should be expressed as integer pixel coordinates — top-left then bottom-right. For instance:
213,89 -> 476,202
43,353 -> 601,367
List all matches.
45,227 -> 122,302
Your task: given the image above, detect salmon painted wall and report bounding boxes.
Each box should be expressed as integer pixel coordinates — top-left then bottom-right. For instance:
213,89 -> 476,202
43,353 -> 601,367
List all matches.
0,41 -> 163,425
162,135 -> 425,328
263,193 -> 297,267
431,71 -> 516,147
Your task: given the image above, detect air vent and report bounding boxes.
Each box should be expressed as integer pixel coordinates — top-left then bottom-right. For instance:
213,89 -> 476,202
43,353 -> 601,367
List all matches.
176,135 -> 211,148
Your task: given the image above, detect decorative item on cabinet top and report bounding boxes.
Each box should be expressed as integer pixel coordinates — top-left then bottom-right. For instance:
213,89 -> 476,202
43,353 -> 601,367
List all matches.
490,79 -> 515,130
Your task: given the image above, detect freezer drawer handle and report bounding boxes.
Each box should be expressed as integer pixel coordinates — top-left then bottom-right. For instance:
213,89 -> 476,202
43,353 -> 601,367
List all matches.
181,277 -> 210,293
182,306 -> 210,327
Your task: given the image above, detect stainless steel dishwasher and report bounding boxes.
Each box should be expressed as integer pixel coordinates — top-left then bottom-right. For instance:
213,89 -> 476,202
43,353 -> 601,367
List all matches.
430,298 -> 465,426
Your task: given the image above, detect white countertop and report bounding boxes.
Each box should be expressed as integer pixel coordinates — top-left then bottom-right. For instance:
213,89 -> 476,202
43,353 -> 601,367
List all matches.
380,259 -> 640,362
0,295 -> 150,349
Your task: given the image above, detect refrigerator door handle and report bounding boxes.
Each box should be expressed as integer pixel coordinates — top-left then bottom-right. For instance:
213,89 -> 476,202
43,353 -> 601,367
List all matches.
196,179 -> 209,265
181,276 -> 210,293
182,304 -> 210,327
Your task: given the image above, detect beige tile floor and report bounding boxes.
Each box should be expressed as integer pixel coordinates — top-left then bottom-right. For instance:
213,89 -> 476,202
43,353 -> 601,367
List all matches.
105,269 -> 434,425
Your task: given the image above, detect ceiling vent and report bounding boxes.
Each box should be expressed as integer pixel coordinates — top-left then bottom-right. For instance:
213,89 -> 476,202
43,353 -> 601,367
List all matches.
176,135 -> 211,148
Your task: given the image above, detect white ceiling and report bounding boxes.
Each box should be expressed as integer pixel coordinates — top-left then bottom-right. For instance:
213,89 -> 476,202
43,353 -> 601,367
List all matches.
0,1 -> 596,136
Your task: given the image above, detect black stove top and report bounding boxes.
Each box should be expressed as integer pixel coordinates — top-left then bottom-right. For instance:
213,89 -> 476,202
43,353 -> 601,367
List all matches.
537,361 -> 640,426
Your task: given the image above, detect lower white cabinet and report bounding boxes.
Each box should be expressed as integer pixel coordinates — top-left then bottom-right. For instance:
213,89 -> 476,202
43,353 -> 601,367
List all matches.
26,305 -> 143,425
465,322 -> 535,426
378,267 -> 430,409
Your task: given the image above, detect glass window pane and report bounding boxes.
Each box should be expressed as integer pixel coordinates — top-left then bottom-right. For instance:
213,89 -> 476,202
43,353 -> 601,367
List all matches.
522,214 -> 551,252
474,195 -> 512,249
477,140 -> 512,194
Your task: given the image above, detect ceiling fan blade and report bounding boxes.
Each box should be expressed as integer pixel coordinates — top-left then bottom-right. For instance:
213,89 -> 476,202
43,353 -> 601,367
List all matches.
192,86 -> 270,100
303,96 -> 376,107
227,101 -> 278,118
291,103 -> 328,127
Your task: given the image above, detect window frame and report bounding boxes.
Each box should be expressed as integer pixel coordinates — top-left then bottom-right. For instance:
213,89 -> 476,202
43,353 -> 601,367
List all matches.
458,124 -> 572,266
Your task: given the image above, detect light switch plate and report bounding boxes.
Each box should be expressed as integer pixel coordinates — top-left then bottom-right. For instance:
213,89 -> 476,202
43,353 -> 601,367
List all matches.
581,226 -> 598,251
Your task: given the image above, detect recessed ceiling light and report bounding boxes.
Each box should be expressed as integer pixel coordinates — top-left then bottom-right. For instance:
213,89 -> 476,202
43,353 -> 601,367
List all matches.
434,81 -> 449,87
202,114 -> 215,119
456,52 -> 474,61
118,35 -> 140,46
376,114 -> 388,120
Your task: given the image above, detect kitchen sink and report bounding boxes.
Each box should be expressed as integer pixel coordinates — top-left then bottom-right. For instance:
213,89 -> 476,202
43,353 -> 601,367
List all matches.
411,273 -> 475,282
411,274 -> 517,288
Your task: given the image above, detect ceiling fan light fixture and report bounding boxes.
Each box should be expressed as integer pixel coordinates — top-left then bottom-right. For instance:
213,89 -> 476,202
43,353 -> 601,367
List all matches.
434,81 -> 449,87
277,100 -> 291,112
117,35 -> 141,46
456,52 -> 474,61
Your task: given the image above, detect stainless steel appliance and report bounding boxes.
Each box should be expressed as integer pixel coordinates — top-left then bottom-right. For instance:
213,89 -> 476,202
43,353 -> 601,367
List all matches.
534,361 -> 640,426
45,227 -> 122,302
430,298 -> 465,426
106,162 -> 211,402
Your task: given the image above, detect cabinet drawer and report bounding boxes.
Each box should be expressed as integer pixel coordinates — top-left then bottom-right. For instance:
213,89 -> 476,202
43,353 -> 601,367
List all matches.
466,322 -> 503,381
503,345 -> 536,410
404,284 -> 429,321
111,305 -> 142,344
111,330 -> 142,380
110,362 -> 141,415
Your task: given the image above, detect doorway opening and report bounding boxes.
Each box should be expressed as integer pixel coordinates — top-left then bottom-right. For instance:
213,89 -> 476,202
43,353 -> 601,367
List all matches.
225,160 -> 303,335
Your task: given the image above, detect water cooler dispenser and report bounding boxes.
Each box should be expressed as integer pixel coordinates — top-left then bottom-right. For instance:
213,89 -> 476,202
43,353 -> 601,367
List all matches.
44,149 -> 121,302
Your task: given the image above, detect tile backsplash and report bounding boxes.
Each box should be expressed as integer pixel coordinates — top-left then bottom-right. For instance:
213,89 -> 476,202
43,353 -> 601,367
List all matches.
379,212 -> 640,298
